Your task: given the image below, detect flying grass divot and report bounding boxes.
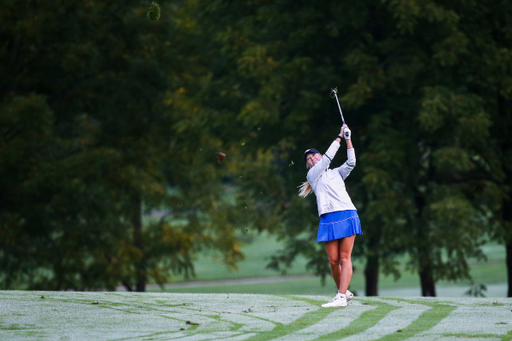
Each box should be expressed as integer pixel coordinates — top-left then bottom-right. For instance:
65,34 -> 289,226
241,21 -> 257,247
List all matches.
1,292 -> 511,341
216,152 -> 226,162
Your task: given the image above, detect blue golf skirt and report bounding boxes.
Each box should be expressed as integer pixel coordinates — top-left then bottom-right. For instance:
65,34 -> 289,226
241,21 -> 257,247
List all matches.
317,210 -> 363,242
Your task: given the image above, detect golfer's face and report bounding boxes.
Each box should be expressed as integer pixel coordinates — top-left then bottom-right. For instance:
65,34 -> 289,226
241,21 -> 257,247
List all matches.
306,153 -> 321,168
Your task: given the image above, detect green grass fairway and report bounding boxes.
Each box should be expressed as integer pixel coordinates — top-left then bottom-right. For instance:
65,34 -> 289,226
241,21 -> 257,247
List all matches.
154,276 -> 509,298
2,291 -> 511,340
155,231 -> 507,298
164,232 -> 507,289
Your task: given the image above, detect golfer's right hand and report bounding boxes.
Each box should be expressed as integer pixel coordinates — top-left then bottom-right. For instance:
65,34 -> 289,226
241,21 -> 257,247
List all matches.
342,125 -> 351,140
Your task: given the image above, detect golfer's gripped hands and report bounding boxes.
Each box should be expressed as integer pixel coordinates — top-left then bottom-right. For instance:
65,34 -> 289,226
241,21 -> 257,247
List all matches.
341,124 -> 351,140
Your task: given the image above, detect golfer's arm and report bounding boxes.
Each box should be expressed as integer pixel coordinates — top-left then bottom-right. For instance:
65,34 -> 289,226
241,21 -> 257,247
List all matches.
345,139 -> 353,149
337,132 -> 353,149
338,148 -> 356,180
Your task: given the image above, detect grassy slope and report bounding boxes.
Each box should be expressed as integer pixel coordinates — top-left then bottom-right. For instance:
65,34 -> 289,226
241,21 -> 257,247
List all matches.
1,291 -> 511,341
155,231 -> 507,297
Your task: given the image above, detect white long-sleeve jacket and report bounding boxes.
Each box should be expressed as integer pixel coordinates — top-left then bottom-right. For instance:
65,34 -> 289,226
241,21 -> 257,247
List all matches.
306,140 -> 357,216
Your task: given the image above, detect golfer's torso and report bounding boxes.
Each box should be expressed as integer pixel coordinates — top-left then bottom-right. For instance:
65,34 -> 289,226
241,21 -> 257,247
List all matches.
313,169 -> 356,216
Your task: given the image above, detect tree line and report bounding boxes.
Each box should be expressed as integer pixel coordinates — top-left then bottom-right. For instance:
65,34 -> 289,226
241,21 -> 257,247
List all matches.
1,0 -> 511,296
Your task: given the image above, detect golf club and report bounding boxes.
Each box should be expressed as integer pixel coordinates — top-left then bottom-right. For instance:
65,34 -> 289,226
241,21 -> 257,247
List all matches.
330,87 -> 345,124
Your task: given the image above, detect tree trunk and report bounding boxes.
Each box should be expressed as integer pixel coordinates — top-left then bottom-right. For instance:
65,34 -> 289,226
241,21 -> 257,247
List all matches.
503,188 -> 512,298
418,241 -> 436,296
498,94 -> 512,297
132,195 -> 146,292
364,214 -> 382,296
507,242 -> 512,298
364,254 -> 379,296
414,185 -> 436,297
122,280 -> 133,292
419,262 -> 436,297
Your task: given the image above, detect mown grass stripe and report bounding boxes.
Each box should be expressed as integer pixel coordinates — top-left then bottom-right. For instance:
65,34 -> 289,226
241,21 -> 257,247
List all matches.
312,299 -> 400,340
503,330 -> 512,341
442,333 -> 503,339
376,298 -> 456,341
243,296 -> 333,341
109,330 -> 187,341
206,314 -> 245,332
273,299 -> 376,341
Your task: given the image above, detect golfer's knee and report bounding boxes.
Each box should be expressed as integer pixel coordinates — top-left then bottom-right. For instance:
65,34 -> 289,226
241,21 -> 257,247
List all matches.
328,257 -> 340,268
340,253 -> 351,267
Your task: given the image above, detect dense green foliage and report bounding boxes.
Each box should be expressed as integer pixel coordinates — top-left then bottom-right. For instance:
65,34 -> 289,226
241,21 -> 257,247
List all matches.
0,0 -> 247,290
1,0 -> 511,295
192,0 -> 512,296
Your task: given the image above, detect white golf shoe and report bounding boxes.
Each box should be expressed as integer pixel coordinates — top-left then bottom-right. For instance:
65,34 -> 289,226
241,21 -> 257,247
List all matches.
321,293 -> 347,308
346,289 -> 354,302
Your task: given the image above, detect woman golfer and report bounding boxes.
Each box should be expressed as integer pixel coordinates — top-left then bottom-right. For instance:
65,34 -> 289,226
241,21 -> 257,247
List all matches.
299,124 -> 362,307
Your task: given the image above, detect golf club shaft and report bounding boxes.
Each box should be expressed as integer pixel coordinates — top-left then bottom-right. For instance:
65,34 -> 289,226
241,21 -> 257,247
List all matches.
333,92 -> 345,124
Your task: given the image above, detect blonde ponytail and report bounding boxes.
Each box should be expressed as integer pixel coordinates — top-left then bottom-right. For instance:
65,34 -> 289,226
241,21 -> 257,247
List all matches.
298,181 -> 313,198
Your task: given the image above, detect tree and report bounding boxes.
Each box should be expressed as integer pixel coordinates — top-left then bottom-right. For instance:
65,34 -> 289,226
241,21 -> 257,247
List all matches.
343,0 -> 500,296
0,0 -> 247,290
374,0 -> 512,297
444,0 -> 512,297
193,0 -> 505,296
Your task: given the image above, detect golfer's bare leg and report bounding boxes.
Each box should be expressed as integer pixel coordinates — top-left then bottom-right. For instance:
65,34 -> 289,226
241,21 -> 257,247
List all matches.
325,239 -> 342,290
338,235 -> 356,294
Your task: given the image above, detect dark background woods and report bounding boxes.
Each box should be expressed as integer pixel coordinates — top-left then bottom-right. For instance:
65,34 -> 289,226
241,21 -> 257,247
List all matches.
1,0 -> 511,296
